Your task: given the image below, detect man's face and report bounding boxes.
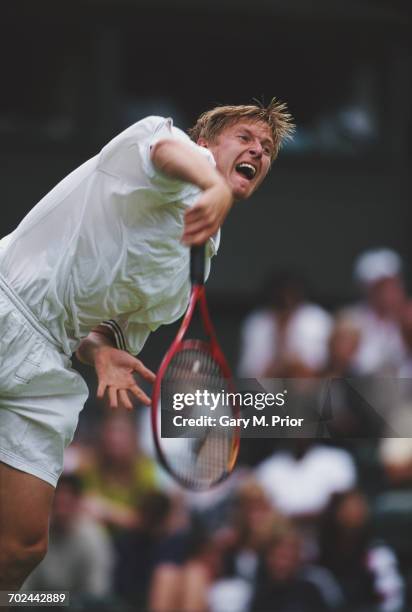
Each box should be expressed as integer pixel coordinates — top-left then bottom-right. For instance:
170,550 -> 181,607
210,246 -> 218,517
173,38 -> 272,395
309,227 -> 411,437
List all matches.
367,276 -> 405,318
198,120 -> 274,200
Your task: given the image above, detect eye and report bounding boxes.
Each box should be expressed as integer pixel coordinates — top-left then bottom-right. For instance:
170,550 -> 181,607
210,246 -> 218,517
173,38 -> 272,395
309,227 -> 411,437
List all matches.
238,134 -> 250,142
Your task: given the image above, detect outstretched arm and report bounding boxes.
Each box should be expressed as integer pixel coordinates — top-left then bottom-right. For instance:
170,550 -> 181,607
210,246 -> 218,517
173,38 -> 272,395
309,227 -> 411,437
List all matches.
151,138 -> 233,245
76,326 -> 155,409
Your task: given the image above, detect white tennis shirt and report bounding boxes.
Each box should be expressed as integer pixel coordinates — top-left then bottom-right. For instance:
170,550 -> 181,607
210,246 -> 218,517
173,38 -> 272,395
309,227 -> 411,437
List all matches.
0,116 -> 219,356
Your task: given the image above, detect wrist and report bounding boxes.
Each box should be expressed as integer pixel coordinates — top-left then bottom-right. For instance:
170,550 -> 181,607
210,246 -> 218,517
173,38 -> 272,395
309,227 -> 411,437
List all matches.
76,334 -> 115,366
201,173 -> 230,194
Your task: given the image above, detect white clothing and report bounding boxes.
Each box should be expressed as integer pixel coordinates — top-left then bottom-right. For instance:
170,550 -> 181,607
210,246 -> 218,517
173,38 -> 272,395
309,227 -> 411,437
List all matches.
0,277 -> 88,486
209,578 -> 253,612
341,305 -> 406,375
255,445 -> 356,516
367,545 -> 405,612
0,116 -> 218,356
238,304 -> 333,377
0,116 -> 218,486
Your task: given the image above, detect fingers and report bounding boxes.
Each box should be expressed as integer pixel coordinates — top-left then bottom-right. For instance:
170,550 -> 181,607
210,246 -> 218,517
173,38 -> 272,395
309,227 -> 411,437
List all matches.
129,383 -> 152,406
99,383 -> 152,409
183,178 -> 233,244
184,202 -> 219,227
108,386 -> 118,409
183,231 -> 214,247
97,380 -> 106,400
182,219 -> 219,242
182,210 -> 218,246
95,350 -> 155,409
133,359 -> 156,383
119,389 -> 133,411
184,201 -> 215,222
182,181 -> 232,245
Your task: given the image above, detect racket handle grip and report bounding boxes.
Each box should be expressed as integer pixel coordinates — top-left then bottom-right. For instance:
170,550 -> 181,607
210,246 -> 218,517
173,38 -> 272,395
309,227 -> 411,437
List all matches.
190,245 -> 206,285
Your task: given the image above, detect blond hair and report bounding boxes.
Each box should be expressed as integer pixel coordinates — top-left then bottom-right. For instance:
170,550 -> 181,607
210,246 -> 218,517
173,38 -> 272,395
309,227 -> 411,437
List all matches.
188,98 -> 295,161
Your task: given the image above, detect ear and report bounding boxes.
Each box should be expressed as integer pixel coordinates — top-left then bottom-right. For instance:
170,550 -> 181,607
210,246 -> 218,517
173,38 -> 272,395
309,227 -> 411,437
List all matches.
197,137 -> 209,149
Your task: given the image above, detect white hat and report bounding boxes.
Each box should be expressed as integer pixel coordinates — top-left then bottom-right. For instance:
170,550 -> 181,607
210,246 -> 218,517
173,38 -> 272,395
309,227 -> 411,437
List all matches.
354,248 -> 402,285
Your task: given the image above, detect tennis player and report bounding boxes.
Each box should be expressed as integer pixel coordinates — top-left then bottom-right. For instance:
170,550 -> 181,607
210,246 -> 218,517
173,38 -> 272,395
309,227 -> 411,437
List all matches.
0,100 -> 293,588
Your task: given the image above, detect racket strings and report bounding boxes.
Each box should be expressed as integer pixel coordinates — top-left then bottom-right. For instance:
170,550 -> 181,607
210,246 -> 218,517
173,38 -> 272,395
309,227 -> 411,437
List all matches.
159,346 -> 236,489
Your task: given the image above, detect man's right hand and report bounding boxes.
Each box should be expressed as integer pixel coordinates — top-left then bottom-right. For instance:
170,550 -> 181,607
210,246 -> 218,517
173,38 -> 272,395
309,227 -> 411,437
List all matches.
182,178 -> 233,246
151,138 -> 234,244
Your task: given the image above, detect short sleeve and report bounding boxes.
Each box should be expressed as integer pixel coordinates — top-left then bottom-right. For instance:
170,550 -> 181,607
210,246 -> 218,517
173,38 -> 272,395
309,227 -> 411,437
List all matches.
140,116 -> 215,202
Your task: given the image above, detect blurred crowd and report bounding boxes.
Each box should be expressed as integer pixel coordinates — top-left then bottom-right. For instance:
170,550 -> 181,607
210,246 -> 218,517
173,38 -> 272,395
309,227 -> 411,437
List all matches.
23,248 -> 412,612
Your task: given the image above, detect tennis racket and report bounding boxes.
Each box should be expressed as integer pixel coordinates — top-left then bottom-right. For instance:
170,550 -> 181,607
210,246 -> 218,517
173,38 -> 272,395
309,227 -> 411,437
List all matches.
151,244 -> 240,490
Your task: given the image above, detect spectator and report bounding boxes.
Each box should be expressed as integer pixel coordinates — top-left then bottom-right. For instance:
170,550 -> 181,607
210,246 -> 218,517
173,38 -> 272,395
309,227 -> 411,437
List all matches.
340,248 -> 407,376
208,480 -> 289,612
179,527 -> 224,612
377,300 -> 412,483
398,300 -> 412,378
320,317 -> 387,438
323,316 -> 361,379
80,411 -> 158,531
238,270 -> 332,378
380,434 -> 412,487
255,440 -> 357,521
23,474 -> 114,603
114,491 -> 191,610
250,527 -> 329,612
318,489 -> 404,611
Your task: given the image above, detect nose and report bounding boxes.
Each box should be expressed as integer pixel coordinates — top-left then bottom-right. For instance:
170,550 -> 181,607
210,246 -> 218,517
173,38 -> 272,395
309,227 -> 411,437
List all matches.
249,141 -> 263,159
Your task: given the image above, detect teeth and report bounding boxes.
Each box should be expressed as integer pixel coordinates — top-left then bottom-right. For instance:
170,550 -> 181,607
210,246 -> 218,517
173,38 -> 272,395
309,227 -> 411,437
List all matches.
236,163 -> 256,178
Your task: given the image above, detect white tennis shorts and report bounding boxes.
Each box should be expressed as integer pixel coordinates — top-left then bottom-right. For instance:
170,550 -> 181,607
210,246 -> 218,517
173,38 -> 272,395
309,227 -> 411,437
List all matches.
0,276 -> 89,487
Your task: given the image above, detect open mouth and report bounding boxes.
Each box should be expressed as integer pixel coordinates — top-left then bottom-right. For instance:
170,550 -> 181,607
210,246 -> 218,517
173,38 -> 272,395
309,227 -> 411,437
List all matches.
235,162 -> 257,181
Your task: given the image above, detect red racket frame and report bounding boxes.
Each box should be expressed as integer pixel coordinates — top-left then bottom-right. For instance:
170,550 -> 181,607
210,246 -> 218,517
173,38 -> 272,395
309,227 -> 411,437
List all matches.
151,283 -> 240,489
